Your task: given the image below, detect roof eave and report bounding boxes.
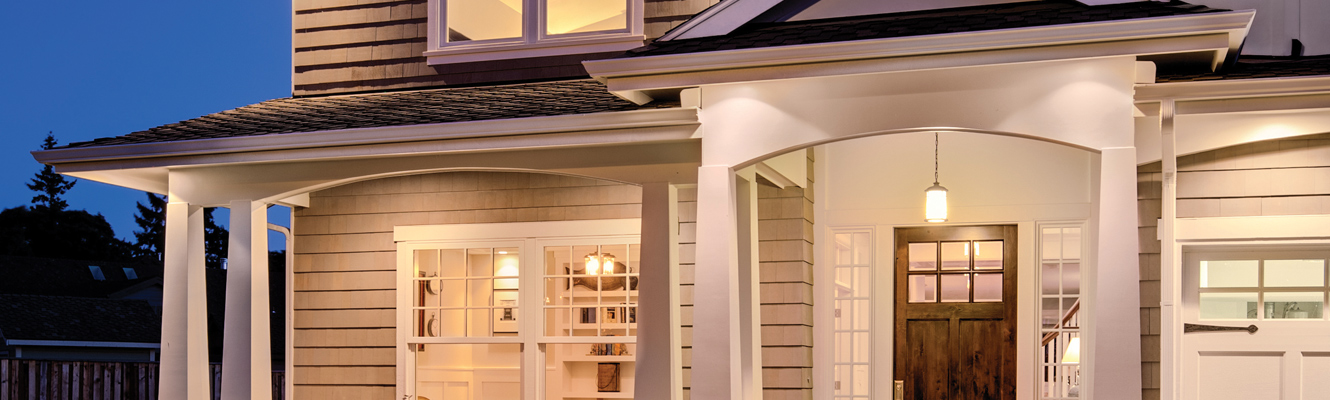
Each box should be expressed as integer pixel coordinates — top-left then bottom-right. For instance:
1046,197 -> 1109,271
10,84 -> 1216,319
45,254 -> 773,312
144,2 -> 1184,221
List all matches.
586,10 -> 1255,103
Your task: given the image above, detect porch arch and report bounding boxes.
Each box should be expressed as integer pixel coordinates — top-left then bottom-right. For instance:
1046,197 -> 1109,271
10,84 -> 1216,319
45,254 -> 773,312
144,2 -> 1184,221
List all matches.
733,126 -> 1102,170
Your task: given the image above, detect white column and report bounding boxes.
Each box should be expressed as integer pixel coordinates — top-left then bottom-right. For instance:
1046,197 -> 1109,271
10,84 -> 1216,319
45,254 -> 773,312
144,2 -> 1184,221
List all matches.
160,202 -> 210,400
693,165 -> 757,400
735,171 -> 763,400
635,182 -> 682,400
1158,100 -> 1180,400
222,200 -> 273,400
1090,147 -> 1144,400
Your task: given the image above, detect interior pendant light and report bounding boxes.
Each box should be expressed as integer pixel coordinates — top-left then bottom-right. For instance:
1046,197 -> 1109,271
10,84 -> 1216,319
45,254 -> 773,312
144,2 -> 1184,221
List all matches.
925,132 -> 949,223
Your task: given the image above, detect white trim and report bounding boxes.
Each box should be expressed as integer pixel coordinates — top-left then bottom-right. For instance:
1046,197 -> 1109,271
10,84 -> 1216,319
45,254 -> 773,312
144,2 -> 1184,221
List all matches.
587,11 -> 1252,94
34,107 -> 699,166
395,219 -> 641,242
427,36 -> 645,65
5,340 -> 161,349
1136,75 -> 1330,102
1174,215 -> 1330,241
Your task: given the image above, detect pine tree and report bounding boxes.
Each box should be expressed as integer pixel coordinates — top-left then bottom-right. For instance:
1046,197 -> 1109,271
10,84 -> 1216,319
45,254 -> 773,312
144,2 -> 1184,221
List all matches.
204,208 -> 229,269
27,133 -> 76,212
132,192 -> 168,261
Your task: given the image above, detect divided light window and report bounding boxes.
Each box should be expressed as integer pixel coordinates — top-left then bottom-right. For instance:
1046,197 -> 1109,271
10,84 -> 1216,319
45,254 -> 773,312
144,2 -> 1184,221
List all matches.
426,0 -> 644,64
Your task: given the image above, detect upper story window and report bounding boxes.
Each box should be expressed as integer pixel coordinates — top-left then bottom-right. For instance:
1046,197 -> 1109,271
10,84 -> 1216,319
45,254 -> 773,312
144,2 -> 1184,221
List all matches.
425,0 -> 645,65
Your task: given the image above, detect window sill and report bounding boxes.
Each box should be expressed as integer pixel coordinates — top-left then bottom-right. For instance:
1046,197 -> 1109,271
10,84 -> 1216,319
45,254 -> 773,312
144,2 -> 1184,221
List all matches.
424,35 -> 646,66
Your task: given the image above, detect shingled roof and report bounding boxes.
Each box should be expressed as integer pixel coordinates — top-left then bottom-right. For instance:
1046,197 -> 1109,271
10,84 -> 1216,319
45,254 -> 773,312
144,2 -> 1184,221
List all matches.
626,0 -> 1228,58
65,79 -> 679,149
1156,55 -> 1330,82
0,294 -> 161,343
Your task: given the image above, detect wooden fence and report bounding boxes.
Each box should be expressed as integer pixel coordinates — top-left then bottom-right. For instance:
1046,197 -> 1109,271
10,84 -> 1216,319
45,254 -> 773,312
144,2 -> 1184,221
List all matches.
0,359 -> 284,400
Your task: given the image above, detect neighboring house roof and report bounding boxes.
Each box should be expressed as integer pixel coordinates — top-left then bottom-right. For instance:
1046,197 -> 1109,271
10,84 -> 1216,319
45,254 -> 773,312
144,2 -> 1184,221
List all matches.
0,294 -> 161,344
624,0 -> 1227,58
64,79 -> 680,149
1155,55 -> 1330,82
0,256 -> 162,298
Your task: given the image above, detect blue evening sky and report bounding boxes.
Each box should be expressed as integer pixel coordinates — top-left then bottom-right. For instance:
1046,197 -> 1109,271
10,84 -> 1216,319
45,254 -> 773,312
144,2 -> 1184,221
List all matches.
0,0 -> 294,250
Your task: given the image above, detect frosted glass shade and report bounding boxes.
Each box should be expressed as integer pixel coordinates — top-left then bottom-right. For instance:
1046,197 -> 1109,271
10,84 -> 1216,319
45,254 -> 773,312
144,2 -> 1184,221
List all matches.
925,184 -> 948,222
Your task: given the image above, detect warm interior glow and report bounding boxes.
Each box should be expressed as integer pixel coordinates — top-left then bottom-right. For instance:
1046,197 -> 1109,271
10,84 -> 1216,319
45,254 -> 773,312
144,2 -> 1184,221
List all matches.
584,253 -> 616,275
546,0 -> 627,35
925,184 -> 948,222
1062,337 -> 1081,364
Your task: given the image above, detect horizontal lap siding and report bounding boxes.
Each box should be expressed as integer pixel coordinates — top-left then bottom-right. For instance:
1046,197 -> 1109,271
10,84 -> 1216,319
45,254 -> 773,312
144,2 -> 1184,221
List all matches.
1138,133 -> 1330,400
293,171 -> 641,398
292,0 -> 718,96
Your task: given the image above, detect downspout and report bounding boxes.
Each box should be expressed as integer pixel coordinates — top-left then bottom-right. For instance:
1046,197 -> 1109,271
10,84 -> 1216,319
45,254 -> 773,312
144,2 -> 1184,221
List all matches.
268,221 -> 295,400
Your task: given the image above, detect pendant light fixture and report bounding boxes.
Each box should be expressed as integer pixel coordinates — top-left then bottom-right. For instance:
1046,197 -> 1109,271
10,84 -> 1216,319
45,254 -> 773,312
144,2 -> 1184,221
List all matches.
925,132 -> 948,223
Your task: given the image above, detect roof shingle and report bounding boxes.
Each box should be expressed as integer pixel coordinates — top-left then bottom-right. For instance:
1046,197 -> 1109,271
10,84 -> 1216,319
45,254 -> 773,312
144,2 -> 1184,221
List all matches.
0,294 -> 161,343
65,79 -> 678,149
626,0 -> 1228,58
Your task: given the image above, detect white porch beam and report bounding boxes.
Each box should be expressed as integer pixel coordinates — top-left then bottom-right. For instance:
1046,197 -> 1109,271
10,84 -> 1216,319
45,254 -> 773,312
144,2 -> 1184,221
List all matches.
735,169 -> 763,400
635,182 -> 683,400
1159,100 -> 1181,400
1090,147 -> 1144,399
160,202 -> 210,400
692,165 -> 745,400
222,200 -> 273,400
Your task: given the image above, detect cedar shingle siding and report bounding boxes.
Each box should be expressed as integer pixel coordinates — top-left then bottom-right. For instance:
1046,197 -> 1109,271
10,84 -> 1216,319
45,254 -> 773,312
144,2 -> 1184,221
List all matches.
291,0 -> 719,96
1137,133 -> 1330,400
293,166 -> 816,398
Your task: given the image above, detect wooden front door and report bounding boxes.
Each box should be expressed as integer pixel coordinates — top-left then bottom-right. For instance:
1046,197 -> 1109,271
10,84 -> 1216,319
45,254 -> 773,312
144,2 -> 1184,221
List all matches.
894,225 -> 1017,400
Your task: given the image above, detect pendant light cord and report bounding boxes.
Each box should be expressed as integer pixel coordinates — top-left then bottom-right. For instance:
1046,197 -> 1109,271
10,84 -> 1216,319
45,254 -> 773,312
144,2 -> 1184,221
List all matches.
933,132 -> 939,185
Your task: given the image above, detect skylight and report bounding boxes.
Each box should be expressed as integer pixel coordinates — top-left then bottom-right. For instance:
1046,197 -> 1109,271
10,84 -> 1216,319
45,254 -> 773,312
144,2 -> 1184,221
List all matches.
123,268 -> 138,280
89,266 -> 105,281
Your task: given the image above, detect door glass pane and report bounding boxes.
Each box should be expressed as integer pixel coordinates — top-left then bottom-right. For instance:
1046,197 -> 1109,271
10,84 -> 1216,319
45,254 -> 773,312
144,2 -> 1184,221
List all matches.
1063,263 -> 1081,295
1199,292 -> 1258,319
940,274 -> 969,302
1200,260 -> 1259,288
1042,298 -> 1061,329
1264,292 -> 1324,319
1061,297 -> 1079,328
908,243 -> 937,271
974,273 -> 1003,302
853,232 -> 871,265
1264,259 -> 1326,287
1041,228 -> 1062,260
546,0 -> 627,35
908,275 -> 936,303
447,0 -> 523,42
415,344 -> 521,400
1062,228 -> 1081,260
941,242 -> 970,270
1041,263 -> 1059,295
974,241 -> 1003,270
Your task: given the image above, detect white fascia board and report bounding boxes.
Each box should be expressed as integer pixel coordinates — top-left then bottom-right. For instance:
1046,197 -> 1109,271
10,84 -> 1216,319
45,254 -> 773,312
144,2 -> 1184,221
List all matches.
658,0 -> 784,41
1176,215 -> 1330,241
33,107 -> 699,167
5,339 -> 161,349
1135,75 -> 1330,103
587,11 -> 1254,92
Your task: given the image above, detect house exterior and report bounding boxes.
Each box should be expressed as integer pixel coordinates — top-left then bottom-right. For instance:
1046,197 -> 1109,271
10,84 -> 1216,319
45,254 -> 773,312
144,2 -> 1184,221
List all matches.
29,0 -> 1330,400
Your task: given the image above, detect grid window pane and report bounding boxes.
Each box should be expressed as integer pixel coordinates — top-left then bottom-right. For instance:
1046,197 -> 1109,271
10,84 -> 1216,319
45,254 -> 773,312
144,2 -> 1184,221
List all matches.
1200,260 -> 1259,288
941,242 -> 970,270
1264,259 -> 1326,287
908,243 -> 937,271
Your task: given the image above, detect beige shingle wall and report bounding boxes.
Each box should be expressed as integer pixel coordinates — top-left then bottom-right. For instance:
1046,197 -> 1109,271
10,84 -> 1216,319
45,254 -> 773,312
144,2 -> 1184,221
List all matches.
292,171 -> 641,399
292,167 -> 816,398
291,0 -> 718,96
1138,133 -> 1330,400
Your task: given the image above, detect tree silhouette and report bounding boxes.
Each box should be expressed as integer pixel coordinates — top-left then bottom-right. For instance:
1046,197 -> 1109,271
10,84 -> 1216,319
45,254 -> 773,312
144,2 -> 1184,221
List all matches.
27,133 -> 76,212
132,193 -> 168,261
132,192 -> 229,268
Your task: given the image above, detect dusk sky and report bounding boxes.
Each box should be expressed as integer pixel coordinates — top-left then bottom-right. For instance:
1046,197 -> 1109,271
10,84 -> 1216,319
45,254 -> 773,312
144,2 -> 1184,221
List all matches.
0,0 -> 295,249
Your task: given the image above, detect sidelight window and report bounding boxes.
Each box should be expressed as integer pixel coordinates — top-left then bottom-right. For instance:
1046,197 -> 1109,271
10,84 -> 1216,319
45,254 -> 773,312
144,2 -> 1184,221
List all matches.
832,231 -> 871,399
1039,226 -> 1082,399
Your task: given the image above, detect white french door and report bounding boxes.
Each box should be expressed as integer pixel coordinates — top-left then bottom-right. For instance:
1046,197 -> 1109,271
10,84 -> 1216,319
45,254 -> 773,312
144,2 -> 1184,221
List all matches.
1180,248 -> 1330,400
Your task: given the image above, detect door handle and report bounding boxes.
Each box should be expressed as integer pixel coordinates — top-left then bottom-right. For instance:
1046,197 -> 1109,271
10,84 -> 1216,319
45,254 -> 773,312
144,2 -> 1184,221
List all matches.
894,380 -> 904,400
1183,323 -> 1258,334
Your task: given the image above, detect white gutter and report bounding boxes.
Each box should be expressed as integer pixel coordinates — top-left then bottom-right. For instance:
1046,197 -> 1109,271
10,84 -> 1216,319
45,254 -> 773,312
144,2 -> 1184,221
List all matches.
1136,75 -> 1330,102
588,11 -> 1253,101
33,107 -> 699,166
6,339 -> 161,349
